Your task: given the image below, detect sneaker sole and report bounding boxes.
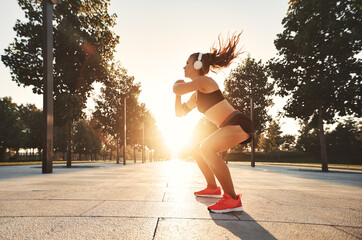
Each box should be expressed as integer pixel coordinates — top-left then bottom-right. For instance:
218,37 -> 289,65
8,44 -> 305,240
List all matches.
208,206 -> 244,213
194,194 -> 222,198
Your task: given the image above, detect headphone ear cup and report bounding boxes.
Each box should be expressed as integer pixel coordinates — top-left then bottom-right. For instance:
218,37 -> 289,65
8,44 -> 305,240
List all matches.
194,60 -> 202,70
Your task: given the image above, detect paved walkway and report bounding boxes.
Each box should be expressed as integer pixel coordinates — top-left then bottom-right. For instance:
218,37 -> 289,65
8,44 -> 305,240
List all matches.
0,160 -> 361,239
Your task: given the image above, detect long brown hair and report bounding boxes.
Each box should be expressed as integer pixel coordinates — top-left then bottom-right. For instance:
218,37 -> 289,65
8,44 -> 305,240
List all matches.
191,32 -> 243,75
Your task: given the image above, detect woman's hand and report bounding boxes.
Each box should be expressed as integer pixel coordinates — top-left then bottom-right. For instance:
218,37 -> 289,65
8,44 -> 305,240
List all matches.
173,80 -> 185,95
175,79 -> 185,84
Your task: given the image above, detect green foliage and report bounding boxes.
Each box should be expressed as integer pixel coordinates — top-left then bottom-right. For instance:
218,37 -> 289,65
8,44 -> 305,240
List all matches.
258,120 -> 283,153
224,56 -> 273,134
92,63 -> 141,147
1,0 -> 120,129
1,0 -> 121,163
18,104 -> 42,150
296,119 -> 361,164
281,134 -> 296,151
92,63 -> 169,159
327,119 -> 361,164
268,0 -> 361,171
54,124 -> 68,153
268,0 -> 361,122
295,120 -> 320,156
73,120 -> 101,157
0,97 -> 25,160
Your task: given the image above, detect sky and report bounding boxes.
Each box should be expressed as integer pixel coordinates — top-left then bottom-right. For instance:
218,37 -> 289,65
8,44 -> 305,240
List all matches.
0,0 -> 298,154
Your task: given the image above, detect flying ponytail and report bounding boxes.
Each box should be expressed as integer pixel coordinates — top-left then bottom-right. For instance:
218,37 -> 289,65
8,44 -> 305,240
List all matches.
191,32 -> 243,75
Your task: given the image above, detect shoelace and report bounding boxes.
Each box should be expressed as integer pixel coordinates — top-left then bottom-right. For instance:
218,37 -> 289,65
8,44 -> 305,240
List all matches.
215,195 -> 230,206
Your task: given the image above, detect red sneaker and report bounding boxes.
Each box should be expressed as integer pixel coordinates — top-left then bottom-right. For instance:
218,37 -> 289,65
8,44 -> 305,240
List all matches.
194,185 -> 222,198
208,193 -> 243,213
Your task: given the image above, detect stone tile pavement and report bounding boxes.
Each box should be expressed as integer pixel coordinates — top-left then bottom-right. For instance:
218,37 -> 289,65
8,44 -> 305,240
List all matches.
0,160 -> 361,239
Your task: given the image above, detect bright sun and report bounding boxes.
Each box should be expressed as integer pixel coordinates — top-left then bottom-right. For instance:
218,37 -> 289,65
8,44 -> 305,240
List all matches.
157,112 -> 200,157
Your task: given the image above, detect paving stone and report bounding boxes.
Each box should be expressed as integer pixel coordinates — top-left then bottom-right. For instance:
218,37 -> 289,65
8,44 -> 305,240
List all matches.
0,200 -> 101,217
0,217 -> 157,240
83,200 -> 238,220
154,218 -> 360,240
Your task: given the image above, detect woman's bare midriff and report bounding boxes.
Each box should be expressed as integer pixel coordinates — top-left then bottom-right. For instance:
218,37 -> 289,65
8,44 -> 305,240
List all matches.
203,99 -> 236,126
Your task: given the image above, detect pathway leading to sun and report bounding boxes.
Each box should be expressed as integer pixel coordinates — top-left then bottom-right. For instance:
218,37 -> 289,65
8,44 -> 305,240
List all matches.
0,160 -> 361,239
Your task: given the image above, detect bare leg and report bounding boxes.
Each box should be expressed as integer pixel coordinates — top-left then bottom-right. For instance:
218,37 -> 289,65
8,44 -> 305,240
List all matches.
200,125 -> 249,200
193,150 -> 217,189
201,150 -> 237,198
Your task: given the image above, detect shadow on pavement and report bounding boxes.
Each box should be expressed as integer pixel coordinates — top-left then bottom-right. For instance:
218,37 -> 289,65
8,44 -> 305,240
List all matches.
195,196 -> 276,240
0,163 -> 115,180
212,212 -> 277,240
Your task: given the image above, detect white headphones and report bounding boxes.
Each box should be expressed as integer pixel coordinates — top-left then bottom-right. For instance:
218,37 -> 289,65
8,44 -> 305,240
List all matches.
193,52 -> 203,70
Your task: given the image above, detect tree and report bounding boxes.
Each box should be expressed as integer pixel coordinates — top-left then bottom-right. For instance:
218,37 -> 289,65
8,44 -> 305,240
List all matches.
258,120 -> 283,153
54,124 -> 68,160
268,0 -> 361,171
0,97 -> 24,161
281,134 -> 296,151
73,120 -> 101,160
2,0 -> 119,166
92,63 -> 143,161
296,120 -> 320,158
297,119 -> 361,164
18,104 -> 42,159
326,119 -> 361,164
224,56 -> 273,137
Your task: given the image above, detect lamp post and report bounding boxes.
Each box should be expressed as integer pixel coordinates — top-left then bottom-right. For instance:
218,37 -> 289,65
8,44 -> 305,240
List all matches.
42,0 -> 58,173
123,96 -> 127,165
250,97 -> 255,167
141,108 -> 145,163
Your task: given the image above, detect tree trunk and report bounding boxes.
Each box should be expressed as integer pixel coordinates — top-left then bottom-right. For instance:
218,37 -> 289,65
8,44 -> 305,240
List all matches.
318,107 -> 328,172
116,145 -> 119,164
0,148 -> 5,161
67,121 -> 72,168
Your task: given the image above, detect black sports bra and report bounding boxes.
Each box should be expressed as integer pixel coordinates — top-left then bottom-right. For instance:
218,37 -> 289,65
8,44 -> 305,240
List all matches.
196,89 -> 225,113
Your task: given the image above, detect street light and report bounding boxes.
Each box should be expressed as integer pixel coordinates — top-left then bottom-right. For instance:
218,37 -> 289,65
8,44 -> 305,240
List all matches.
141,108 -> 145,163
42,0 -> 58,173
123,95 -> 127,165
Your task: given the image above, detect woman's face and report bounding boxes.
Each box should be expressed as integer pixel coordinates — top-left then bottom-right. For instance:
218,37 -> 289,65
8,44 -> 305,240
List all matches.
183,55 -> 198,79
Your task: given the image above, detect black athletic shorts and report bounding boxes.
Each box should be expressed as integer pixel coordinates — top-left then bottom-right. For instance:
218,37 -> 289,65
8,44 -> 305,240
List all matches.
219,110 -> 253,144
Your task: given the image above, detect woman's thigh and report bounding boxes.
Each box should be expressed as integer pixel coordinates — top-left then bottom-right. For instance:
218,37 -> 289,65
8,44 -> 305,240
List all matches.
200,125 -> 248,153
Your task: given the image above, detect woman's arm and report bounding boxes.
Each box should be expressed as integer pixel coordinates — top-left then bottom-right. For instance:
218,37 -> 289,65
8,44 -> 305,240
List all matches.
173,77 -> 204,96
175,92 -> 197,117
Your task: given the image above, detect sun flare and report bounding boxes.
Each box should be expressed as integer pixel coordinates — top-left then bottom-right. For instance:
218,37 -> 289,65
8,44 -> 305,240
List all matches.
156,113 -> 200,158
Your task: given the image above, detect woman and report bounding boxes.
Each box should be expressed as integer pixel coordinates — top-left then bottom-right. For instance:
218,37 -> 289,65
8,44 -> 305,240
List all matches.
173,33 -> 252,213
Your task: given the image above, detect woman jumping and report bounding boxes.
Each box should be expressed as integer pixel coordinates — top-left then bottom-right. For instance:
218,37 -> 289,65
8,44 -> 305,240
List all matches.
173,33 -> 252,213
